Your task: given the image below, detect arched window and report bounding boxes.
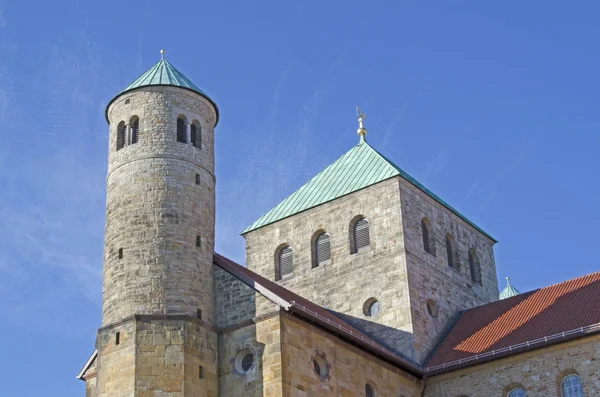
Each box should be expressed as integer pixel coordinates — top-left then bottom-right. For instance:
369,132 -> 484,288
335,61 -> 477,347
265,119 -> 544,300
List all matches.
421,217 -> 435,255
191,120 -> 201,149
365,383 -> 375,397
469,248 -> 482,285
130,116 -> 139,145
562,375 -> 584,397
313,231 -> 331,267
276,245 -> 293,280
508,388 -> 527,397
116,121 -> 126,151
445,234 -> 457,269
176,116 -> 187,143
351,216 -> 370,253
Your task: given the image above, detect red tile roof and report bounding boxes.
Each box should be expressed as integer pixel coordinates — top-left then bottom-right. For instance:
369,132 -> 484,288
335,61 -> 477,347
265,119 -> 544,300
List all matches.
426,271 -> 600,372
213,253 -> 422,376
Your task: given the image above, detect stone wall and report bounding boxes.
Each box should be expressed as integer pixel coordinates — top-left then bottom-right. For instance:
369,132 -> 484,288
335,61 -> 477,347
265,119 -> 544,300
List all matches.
95,319 -> 136,397
281,313 -> 421,396
94,316 -> 218,397
398,178 -> 499,362
244,178 -> 416,359
425,335 -> 600,397
214,267 -> 256,329
135,317 -> 218,397
102,86 -> 217,326
218,314 -> 284,397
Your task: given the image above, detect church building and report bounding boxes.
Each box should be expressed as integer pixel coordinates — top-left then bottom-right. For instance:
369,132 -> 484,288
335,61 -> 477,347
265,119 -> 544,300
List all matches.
77,53 -> 600,396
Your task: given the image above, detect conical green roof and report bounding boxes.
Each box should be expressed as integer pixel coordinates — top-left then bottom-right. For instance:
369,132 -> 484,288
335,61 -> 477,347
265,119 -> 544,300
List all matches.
499,277 -> 521,299
242,137 -> 495,241
106,57 -> 218,123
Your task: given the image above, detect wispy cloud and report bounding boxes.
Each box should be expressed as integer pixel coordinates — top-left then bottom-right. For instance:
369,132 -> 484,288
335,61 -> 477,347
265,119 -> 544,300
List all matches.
422,146 -> 451,182
0,15 -> 105,333
215,51 -> 348,261
465,179 -> 479,199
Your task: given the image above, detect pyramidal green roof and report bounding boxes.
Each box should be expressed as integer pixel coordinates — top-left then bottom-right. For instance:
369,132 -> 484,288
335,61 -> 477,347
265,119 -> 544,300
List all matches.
499,277 -> 521,299
106,57 -> 218,123
242,137 -> 495,241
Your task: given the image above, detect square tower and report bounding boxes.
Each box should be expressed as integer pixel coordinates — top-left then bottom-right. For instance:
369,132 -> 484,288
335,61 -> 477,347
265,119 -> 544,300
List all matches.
243,133 -> 498,363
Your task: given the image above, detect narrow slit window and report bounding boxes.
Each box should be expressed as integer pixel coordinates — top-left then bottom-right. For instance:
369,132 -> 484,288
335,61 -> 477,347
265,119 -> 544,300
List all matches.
116,121 -> 126,151
446,234 -> 457,269
196,235 -> 201,248
118,248 -> 123,259
177,117 -> 187,143
195,173 -> 200,185
469,248 -> 482,285
421,217 -> 435,255
130,117 -> 139,144
199,366 -> 204,379
115,332 -> 120,345
191,121 -> 201,148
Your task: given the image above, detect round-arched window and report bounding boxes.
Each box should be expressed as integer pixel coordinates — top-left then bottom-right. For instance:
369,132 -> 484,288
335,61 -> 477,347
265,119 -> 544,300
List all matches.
365,383 -> 375,397
312,353 -> 329,380
562,374 -> 584,397
363,298 -> 381,317
508,388 -> 527,397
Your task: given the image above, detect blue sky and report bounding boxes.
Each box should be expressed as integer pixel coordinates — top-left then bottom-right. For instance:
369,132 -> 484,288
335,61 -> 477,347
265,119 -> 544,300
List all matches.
0,1 -> 599,395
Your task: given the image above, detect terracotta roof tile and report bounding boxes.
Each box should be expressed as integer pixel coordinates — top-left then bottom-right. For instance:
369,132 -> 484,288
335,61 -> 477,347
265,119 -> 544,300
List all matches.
426,271 -> 600,370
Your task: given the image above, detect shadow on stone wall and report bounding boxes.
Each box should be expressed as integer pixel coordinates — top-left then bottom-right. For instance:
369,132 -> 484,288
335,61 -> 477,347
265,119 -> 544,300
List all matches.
330,310 -> 419,363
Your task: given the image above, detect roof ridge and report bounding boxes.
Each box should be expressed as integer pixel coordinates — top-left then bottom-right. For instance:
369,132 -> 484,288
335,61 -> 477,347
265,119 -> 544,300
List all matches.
458,270 -> 600,314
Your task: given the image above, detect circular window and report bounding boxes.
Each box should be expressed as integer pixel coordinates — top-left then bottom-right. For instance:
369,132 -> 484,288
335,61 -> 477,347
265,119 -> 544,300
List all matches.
363,298 -> 381,317
426,299 -> 439,318
234,349 -> 255,374
312,353 -> 330,380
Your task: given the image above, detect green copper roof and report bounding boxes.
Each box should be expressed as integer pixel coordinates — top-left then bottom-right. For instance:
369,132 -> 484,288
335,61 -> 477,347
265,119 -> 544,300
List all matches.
242,136 -> 495,241
106,57 -> 218,123
499,277 -> 521,299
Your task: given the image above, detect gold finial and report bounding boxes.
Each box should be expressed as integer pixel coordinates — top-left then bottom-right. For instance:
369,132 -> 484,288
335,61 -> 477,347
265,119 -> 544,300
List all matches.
160,49 -> 165,60
356,106 -> 367,138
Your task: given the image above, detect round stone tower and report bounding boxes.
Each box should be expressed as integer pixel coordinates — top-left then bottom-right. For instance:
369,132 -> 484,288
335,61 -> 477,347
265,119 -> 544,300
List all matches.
102,53 -> 219,327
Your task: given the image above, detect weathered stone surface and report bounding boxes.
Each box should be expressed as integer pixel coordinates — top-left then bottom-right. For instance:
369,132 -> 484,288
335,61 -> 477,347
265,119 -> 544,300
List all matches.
103,86 -> 217,325
425,335 -> 600,397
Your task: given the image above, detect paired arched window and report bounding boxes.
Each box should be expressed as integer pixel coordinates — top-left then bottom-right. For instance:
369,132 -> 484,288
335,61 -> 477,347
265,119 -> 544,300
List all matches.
313,231 -> 331,267
365,383 -> 375,397
421,217 -> 435,255
276,245 -> 293,280
508,388 -> 527,397
468,248 -> 482,285
562,375 -> 584,397
191,120 -> 201,149
351,216 -> 370,253
445,234 -> 457,269
116,121 -> 126,151
177,116 -> 187,143
130,116 -> 139,145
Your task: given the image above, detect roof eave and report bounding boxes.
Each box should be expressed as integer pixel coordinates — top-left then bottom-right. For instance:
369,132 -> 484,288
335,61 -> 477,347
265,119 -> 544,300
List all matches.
76,349 -> 98,381
104,85 -> 220,126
